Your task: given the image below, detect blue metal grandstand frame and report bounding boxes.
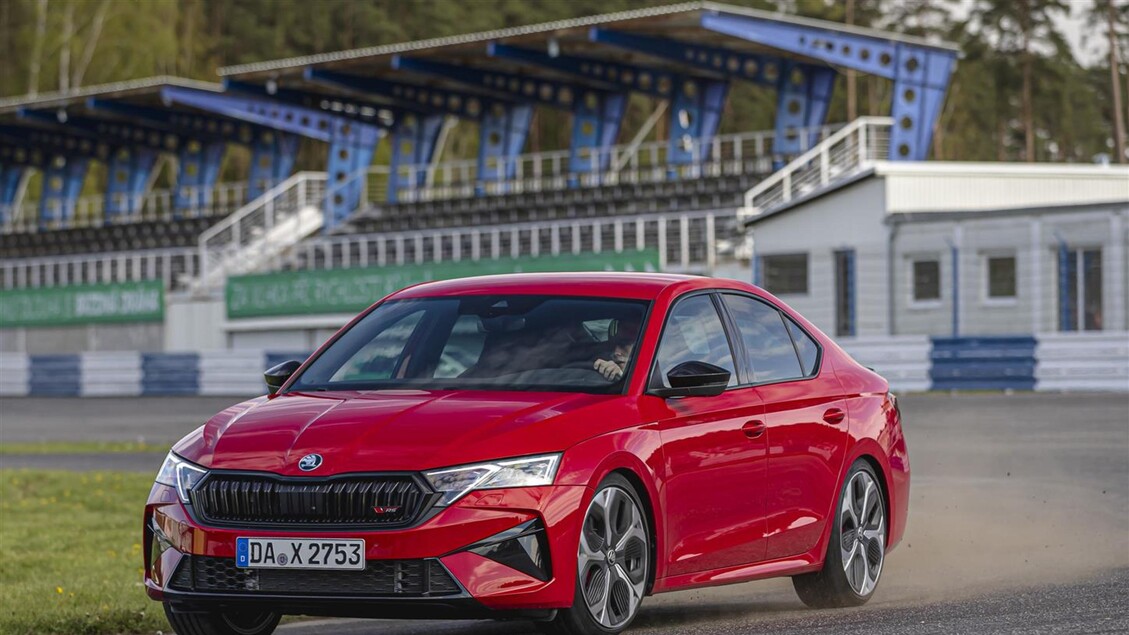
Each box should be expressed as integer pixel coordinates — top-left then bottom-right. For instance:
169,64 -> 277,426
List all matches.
88,98 -> 295,203
697,10 -> 957,160
392,55 -> 628,181
590,29 -> 839,157
0,164 -> 24,225
231,77 -> 450,204
161,86 -> 382,228
305,68 -> 534,192
103,146 -> 158,220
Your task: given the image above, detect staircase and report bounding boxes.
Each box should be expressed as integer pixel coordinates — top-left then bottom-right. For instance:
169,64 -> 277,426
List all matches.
193,172 -> 327,291
738,117 -> 893,221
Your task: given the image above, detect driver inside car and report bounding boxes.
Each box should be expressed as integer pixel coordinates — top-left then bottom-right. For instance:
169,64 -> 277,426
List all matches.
593,320 -> 640,381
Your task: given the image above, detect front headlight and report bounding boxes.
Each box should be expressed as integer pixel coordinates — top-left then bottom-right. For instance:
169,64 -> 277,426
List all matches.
155,452 -> 208,503
424,454 -> 561,507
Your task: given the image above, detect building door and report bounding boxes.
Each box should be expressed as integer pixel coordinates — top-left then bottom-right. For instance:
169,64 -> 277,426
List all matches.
1059,247 -> 1103,331
834,250 -> 856,336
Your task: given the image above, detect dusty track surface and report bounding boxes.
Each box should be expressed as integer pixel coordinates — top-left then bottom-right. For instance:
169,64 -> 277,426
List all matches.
2,392 -> 1127,633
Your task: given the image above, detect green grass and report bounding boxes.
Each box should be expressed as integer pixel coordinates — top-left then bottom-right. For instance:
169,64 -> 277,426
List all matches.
0,469 -> 168,635
0,441 -> 164,455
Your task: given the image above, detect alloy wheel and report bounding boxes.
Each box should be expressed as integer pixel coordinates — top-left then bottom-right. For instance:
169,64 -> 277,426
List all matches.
839,469 -> 885,596
578,486 -> 648,628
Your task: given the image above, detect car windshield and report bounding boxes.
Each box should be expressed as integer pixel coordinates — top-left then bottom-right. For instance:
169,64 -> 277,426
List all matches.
290,295 -> 650,394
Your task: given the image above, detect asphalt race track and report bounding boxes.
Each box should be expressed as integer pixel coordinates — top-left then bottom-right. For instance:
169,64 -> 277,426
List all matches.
2,392 -> 1127,634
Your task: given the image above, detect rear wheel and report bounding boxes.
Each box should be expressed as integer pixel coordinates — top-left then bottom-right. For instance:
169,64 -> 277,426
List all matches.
793,460 -> 886,608
541,473 -> 650,635
162,604 -> 280,635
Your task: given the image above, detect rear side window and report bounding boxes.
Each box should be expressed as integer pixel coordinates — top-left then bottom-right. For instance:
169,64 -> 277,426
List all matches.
721,294 -> 804,383
784,318 -> 820,376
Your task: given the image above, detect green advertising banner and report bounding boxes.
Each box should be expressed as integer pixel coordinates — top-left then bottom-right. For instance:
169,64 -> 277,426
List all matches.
0,280 -> 165,328
227,250 -> 660,319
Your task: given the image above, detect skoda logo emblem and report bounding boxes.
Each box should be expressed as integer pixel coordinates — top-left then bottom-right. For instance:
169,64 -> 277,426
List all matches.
298,454 -> 323,471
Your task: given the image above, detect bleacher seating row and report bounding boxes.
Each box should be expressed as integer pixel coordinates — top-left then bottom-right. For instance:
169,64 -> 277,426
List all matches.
347,173 -> 763,234
1,172 -> 763,262
1,217 -> 219,259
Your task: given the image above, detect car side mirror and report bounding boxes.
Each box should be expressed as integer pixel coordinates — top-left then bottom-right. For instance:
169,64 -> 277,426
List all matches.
648,361 -> 731,398
264,360 -> 302,395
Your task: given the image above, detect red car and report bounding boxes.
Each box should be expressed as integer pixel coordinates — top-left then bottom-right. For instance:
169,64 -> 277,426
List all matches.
145,273 -> 908,635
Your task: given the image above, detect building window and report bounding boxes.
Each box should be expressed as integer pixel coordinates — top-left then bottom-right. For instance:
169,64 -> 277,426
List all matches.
912,259 -> 941,303
985,255 -> 1017,300
761,253 -> 808,295
1059,248 -> 1103,331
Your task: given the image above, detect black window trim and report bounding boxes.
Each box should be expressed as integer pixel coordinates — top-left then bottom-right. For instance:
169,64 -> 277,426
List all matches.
716,291 -> 824,389
645,289 -> 744,394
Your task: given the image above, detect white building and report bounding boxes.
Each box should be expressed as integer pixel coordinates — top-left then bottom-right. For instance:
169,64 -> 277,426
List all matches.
740,162 -> 1129,338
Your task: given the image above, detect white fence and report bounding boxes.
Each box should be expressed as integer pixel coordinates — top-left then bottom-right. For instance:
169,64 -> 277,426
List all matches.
839,335 -> 933,393
740,117 -> 892,220
2,332 -> 1127,397
1,247 -> 200,290
1036,332 -> 1129,392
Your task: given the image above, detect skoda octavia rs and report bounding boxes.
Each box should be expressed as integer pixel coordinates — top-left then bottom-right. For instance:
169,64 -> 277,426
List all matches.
145,273 -> 908,635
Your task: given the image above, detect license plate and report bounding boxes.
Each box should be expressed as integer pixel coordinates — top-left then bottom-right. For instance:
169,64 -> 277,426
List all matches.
236,538 -> 365,570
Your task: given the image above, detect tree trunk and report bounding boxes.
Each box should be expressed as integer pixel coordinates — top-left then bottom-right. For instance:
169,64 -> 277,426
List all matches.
59,1 -> 74,92
1020,2 -> 1035,162
1109,0 -> 1126,163
846,0 -> 857,121
28,0 -> 48,96
72,0 -> 109,89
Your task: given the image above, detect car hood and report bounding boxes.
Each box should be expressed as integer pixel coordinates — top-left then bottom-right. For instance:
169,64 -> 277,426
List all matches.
174,389 -> 622,475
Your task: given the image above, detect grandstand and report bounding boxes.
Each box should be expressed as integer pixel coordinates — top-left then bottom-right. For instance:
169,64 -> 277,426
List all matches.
1,2 -> 957,357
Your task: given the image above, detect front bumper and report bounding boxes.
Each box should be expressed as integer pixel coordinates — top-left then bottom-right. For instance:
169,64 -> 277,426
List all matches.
144,481 -> 588,616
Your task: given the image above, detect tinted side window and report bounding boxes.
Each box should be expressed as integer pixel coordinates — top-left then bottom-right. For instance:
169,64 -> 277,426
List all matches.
654,295 -> 737,387
722,294 -> 803,383
784,318 -> 820,376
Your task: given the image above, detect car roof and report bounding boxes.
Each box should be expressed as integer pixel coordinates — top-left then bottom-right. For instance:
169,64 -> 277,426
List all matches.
392,272 -> 756,301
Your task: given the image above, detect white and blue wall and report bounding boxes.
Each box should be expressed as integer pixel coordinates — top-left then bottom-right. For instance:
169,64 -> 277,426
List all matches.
2,333 -> 1126,397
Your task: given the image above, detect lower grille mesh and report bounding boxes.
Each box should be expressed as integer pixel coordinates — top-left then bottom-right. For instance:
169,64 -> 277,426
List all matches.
169,556 -> 461,596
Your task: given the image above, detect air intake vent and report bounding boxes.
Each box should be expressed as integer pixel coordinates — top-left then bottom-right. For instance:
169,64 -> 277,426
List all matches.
189,473 -> 431,530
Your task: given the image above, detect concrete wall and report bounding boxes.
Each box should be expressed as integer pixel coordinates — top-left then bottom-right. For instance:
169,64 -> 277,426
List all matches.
0,323 -> 165,354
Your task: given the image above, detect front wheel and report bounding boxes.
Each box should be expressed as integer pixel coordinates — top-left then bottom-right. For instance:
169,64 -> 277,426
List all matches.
793,460 -> 887,608
541,473 -> 651,635
163,604 -> 281,635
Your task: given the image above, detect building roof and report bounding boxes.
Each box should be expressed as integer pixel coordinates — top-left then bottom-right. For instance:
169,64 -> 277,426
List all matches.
218,1 -> 958,79
745,161 -> 1129,226
0,76 -> 221,114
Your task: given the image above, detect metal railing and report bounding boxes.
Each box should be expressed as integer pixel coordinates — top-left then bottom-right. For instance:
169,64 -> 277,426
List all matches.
195,172 -> 326,289
1,246 -> 200,291
194,162 -> 386,290
739,117 -> 893,220
1,123 -> 840,235
385,125 -> 839,204
2,181 -> 248,234
279,209 -> 741,276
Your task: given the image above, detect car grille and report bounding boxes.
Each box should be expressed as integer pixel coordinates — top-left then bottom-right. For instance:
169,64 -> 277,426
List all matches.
168,556 -> 462,596
189,473 -> 431,529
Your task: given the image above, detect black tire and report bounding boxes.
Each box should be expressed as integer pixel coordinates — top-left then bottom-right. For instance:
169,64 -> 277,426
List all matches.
163,603 -> 281,635
793,460 -> 887,609
540,473 -> 652,635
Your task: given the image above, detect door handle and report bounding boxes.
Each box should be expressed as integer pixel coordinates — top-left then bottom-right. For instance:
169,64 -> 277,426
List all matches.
742,420 -> 766,439
823,408 -> 846,425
